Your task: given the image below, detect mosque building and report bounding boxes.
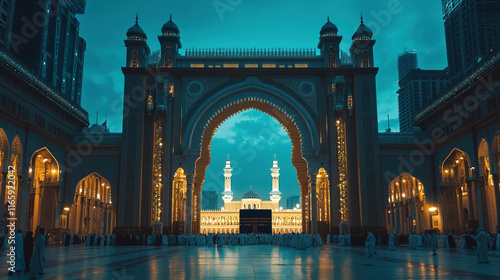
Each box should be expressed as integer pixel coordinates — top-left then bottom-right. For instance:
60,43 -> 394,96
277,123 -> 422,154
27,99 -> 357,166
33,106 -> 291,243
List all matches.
200,157 -> 302,234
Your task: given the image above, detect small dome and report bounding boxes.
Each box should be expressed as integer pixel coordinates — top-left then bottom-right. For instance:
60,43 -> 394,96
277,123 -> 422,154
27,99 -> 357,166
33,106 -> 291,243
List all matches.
320,17 -> 338,36
162,15 -> 180,35
127,16 -> 147,40
242,190 -> 260,200
352,16 -> 373,41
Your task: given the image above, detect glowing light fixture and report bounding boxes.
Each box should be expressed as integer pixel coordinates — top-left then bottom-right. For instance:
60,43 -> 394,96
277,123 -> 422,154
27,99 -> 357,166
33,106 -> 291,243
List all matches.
63,207 -> 70,211
428,207 -> 437,212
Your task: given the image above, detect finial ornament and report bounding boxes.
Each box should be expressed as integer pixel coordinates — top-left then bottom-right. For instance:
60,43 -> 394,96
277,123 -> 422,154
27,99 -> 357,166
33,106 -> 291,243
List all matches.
274,154 -> 277,161
360,13 -> 364,24
327,16 -> 330,22
250,185 -> 252,191
227,154 -> 230,160
136,13 -> 138,25
170,14 -> 172,21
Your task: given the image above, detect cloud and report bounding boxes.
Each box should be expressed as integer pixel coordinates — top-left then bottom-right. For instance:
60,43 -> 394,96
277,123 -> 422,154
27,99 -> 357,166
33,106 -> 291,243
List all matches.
204,110 -> 300,208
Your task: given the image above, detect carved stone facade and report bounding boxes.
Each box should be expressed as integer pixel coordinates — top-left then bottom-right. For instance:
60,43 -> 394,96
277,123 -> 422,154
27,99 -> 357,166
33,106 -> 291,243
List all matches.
119,16 -> 384,237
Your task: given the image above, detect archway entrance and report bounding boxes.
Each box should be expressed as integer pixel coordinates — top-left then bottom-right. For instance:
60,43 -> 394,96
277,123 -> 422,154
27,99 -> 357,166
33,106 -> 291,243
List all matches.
440,149 -> 475,234
29,147 -> 58,233
68,173 -> 115,235
197,109 -> 302,235
316,168 -> 331,238
171,168 -> 187,234
386,173 -> 429,234
183,95 -> 318,234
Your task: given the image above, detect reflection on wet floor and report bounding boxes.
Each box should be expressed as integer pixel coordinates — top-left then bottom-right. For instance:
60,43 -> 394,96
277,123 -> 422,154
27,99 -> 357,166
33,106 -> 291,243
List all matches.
1,244 -> 499,279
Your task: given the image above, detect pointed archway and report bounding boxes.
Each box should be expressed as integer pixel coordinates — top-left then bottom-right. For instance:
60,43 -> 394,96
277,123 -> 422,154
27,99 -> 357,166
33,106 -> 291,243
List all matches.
7,137 -> 23,224
171,168 -> 187,234
316,168 -> 331,237
386,173 -> 428,234
191,102 -> 311,234
440,148 -> 474,234
29,147 -> 59,233
69,173 -> 115,235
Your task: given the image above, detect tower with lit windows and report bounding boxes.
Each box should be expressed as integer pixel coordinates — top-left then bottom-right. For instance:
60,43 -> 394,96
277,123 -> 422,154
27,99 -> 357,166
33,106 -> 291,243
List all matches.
222,155 -> 234,203
269,155 -> 282,203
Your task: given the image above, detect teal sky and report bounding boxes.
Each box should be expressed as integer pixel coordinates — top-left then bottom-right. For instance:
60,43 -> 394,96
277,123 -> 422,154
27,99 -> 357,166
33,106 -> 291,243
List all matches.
77,0 -> 448,204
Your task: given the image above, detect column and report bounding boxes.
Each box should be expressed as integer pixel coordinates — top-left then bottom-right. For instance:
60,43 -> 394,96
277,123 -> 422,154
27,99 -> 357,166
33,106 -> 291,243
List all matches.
186,174 -> 193,234
310,173 -> 317,234
397,201 -> 402,234
493,173 -> 500,233
301,187 -> 307,233
474,179 -> 485,229
466,180 -> 475,222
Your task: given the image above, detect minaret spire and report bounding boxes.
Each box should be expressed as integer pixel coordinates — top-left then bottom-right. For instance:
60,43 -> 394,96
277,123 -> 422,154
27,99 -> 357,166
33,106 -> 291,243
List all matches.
222,156 -> 234,204
269,155 -> 282,205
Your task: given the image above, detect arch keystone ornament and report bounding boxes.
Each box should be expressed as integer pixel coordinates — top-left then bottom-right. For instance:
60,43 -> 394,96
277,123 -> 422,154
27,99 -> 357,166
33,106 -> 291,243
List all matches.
117,16 -> 383,235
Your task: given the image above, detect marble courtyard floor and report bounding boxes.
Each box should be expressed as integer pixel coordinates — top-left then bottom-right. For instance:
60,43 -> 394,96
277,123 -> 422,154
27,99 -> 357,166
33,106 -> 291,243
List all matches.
1,245 -> 499,279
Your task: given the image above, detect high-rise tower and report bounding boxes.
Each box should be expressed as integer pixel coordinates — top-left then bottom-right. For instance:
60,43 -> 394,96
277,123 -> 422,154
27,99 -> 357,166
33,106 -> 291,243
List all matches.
269,155 -> 282,203
397,50 -> 418,81
222,155 -> 234,203
441,0 -> 500,82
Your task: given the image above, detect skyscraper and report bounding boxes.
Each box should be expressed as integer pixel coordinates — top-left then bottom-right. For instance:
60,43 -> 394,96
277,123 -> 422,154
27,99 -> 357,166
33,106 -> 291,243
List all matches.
398,69 -> 449,132
5,0 -> 86,105
442,0 -> 500,81
397,51 -> 418,81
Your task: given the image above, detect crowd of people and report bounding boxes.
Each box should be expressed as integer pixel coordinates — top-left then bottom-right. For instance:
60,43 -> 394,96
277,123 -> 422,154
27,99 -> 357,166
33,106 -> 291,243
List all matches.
361,229 -> 500,263
2,227 -> 498,277
2,226 -> 46,279
114,232 -> 323,250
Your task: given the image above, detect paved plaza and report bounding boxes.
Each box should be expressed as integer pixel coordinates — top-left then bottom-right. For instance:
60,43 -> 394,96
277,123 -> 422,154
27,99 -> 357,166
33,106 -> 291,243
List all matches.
1,244 -> 499,279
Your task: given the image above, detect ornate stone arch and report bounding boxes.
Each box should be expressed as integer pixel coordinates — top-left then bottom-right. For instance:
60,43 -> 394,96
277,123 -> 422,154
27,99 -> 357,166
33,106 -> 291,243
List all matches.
30,147 -> 60,182
478,139 -> 490,178
183,77 -> 319,154
69,172 -> 114,235
0,129 -> 8,170
9,136 -> 23,173
386,173 -> 428,234
441,148 -> 472,182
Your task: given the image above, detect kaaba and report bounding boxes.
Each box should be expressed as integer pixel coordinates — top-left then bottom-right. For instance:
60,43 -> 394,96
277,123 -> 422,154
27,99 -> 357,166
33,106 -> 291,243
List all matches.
239,209 -> 272,234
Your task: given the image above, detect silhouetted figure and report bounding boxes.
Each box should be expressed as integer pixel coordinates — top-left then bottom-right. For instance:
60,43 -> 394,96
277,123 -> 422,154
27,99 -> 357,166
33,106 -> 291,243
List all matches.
24,231 -> 34,273
30,228 -> 46,279
476,229 -> 489,263
447,234 -> 456,248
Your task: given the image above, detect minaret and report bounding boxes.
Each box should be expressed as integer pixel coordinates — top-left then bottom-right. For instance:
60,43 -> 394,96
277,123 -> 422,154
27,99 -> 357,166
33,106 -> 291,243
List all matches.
269,155 -> 282,203
222,155 -> 233,204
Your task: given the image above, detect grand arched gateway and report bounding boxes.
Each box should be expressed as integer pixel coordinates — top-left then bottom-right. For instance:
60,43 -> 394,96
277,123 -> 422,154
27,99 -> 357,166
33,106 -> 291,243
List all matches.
117,16 -> 384,235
